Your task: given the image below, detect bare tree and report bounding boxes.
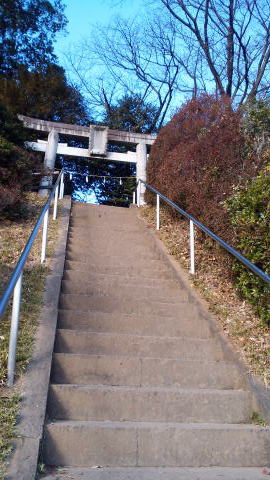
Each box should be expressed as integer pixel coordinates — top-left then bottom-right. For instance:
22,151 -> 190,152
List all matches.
159,0 -> 270,104
67,15 -> 200,130
67,0 -> 270,130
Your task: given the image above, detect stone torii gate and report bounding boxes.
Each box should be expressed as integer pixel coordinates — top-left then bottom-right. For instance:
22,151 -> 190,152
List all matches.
19,115 -> 156,204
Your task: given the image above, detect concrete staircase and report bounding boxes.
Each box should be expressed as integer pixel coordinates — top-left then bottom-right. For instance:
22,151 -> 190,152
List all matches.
42,203 -> 269,479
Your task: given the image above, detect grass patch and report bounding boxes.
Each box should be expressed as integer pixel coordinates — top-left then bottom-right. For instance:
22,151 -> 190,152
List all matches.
140,204 -> 270,386
251,411 -> 267,427
0,394 -> 19,477
0,192 -> 63,479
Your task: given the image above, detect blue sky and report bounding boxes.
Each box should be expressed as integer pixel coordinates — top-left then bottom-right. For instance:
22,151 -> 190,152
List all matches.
55,1 -> 142,203
55,0 -> 141,64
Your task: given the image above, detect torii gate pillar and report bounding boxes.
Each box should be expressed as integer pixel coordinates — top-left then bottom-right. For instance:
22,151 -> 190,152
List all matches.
136,142 -> 147,205
39,130 -> 59,196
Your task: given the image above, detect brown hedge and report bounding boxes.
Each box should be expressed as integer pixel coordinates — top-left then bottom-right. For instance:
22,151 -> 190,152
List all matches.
146,94 -> 258,242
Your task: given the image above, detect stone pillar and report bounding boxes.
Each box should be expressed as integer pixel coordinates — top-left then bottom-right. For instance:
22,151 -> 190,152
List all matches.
39,130 -> 59,196
136,142 -> 147,205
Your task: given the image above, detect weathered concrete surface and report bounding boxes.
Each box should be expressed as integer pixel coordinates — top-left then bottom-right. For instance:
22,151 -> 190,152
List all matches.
63,269 -> 179,289
54,329 -> 226,360
61,278 -> 186,302
51,354 -> 245,389
19,114 -> 156,145
138,208 -> 270,424
57,309 -> 212,338
6,198 -> 71,480
44,421 -> 270,467
40,466 -> 270,480
42,203 -> 270,472
64,259 -> 175,279
48,385 -> 252,423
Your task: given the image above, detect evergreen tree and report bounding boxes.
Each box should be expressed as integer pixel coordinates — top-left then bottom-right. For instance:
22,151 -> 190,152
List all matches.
0,1 -> 90,213
91,95 -> 157,207
0,0 -> 67,77
103,94 -> 159,133
0,63 -> 89,124
0,102 -> 39,213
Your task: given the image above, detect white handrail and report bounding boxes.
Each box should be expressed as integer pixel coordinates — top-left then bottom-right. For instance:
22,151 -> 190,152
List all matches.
137,179 -> 270,284
0,169 -> 64,386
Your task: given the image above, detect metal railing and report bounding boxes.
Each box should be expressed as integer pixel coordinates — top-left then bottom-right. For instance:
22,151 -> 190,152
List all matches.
137,179 -> 270,284
0,169 -> 65,386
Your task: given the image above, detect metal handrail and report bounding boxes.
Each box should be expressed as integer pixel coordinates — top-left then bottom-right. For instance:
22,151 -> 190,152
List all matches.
0,168 -> 65,385
137,179 -> 270,284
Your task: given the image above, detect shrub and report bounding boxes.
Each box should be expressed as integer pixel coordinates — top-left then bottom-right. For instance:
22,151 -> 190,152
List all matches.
0,103 -> 37,214
147,94 -> 269,323
225,173 -> 270,323
147,94 -> 258,240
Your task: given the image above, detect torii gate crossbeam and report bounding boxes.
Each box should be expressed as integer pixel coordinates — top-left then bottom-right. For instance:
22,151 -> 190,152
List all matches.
19,115 -> 156,204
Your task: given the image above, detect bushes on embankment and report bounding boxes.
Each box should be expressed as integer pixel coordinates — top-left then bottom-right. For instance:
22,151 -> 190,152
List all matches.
147,94 -> 270,323
0,103 -> 39,215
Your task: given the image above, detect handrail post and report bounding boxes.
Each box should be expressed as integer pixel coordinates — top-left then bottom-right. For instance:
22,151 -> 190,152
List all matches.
7,272 -> 23,386
41,209 -> 49,263
156,194 -> 160,230
189,220 -> 195,274
137,180 -> 141,207
59,173 -> 64,199
53,184 -> 59,220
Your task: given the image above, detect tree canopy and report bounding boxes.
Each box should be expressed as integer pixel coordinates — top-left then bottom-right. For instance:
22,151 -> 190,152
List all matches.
69,0 -> 270,129
0,0 -> 67,76
0,0 -> 90,213
103,94 -> 159,134
65,95 -> 156,206
0,63 -> 89,124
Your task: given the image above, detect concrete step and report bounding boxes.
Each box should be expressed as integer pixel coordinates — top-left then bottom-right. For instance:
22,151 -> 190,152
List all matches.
71,203 -> 132,212
70,209 -> 137,218
70,216 -> 138,225
66,237 -> 156,253
51,354 -> 245,389
68,225 -> 147,234
70,212 -> 135,221
54,330 -> 225,360
70,206 -> 136,216
60,280 -> 187,303
64,260 -> 174,279
66,251 -> 161,263
71,205 -> 135,218
38,466 -> 270,480
48,384 -> 252,424
57,310 -> 212,339
66,244 -> 159,258
66,242 -> 157,255
67,230 -> 155,245
62,270 -> 181,290
65,254 -> 169,269
43,420 -> 270,467
58,293 -> 190,316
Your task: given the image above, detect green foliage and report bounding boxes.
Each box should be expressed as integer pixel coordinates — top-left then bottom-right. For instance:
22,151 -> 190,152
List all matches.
0,2 -> 88,213
95,175 -> 136,208
104,94 -> 158,134
0,0 -> 67,76
242,99 -> 270,137
0,394 -> 20,479
251,411 -> 267,426
225,174 -> 270,323
79,94 -> 155,207
0,102 -> 37,212
147,94 -> 269,323
0,63 -> 89,124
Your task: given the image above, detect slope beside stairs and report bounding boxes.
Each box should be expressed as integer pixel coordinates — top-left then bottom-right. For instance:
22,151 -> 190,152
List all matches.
42,203 -> 269,480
